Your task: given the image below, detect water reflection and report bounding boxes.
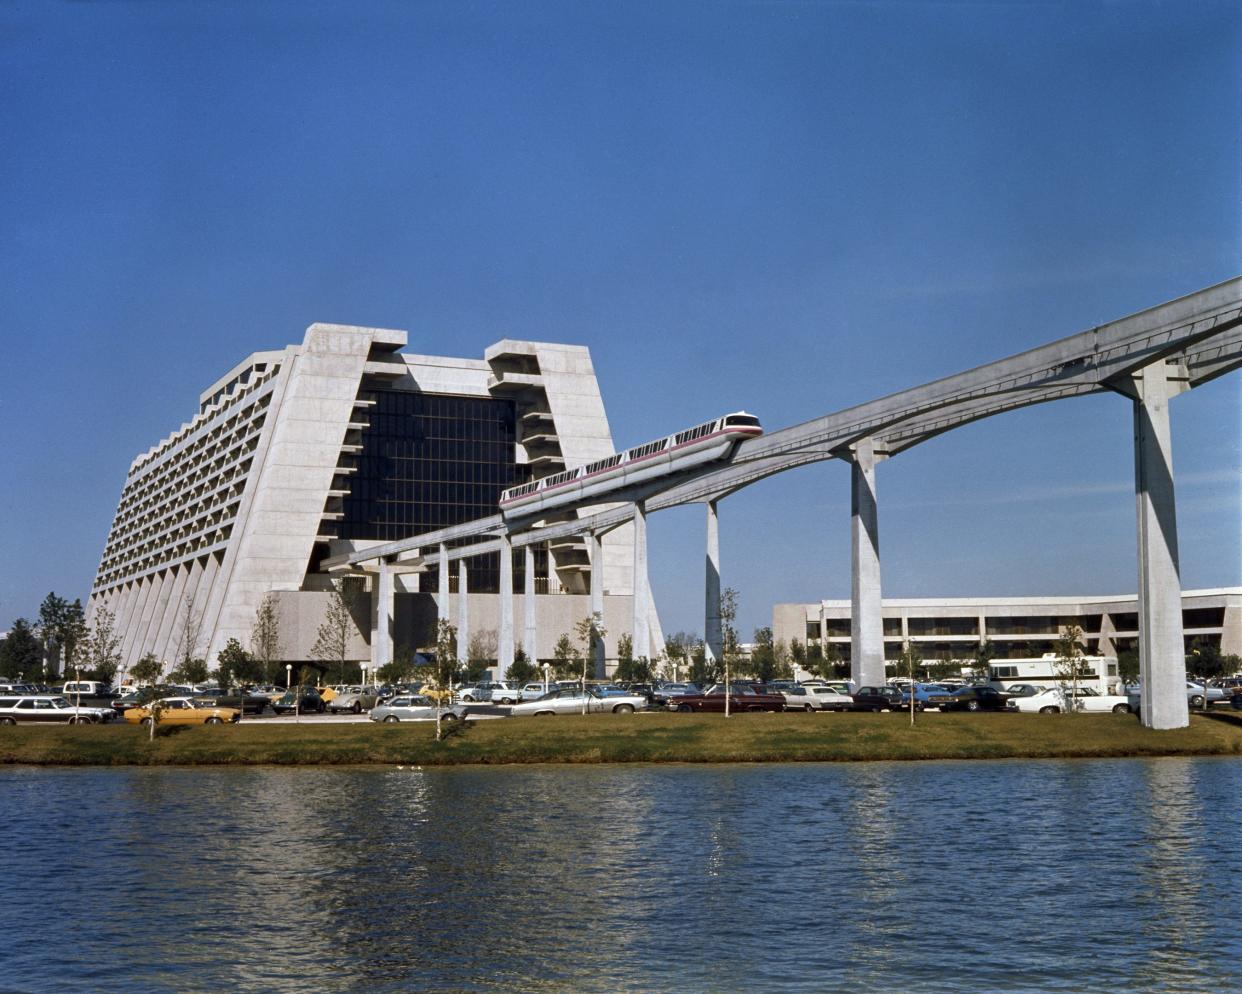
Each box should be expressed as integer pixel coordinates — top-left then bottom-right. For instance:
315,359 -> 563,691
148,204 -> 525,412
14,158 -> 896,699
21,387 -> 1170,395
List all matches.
0,760 -> 1238,993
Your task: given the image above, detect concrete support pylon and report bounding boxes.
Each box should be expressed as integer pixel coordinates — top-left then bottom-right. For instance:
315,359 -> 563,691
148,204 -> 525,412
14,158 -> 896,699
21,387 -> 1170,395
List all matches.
524,545 -> 537,666
590,532 -> 606,679
371,557 -> 393,673
1130,359 -> 1190,729
632,501 -> 650,661
850,437 -> 887,688
457,560 -> 469,667
498,534 -> 514,680
705,500 -> 722,666
438,542 -> 450,630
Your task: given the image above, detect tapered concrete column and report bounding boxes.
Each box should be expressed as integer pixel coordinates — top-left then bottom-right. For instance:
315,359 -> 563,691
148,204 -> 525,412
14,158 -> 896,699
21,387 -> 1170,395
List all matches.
371,558 -> 393,672
705,500 -> 722,665
1131,360 -> 1189,730
590,532 -> 606,679
457,561 -> 469,665
850,438 -> 886,687
632,501 -> 650,661
524,545 -> 537,664
438,543 -> 450,629
498,535 -> 514,680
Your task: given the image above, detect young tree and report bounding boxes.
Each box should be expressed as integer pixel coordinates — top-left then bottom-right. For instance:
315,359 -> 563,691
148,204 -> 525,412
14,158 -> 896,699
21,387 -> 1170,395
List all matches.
898,641 -> 922,726
688,639 -> 715,687
0,619 -> 43,680
173,594 -> 205,680
37,594 -> 86,679
130,653 -> 163,687
81,607 -> 123,685
250,593 -> 282,685
551,633 -> 579,681
507,645 -> 538,687
614,633 -> 634,680
1116,647 -> 1140,687
971,639 -> 997,683
311,580 -> 359,683
466,629 -> 497,683
573,613 -> 605,713
789,638 -> 806,677
720,588 -> 740,717
1055,624 -> 1090,712
750,626 -> 777,683
215,638 -> 261,691
663,631 -> 698,681
169,656 -> 210,686
429,619 -> 459,741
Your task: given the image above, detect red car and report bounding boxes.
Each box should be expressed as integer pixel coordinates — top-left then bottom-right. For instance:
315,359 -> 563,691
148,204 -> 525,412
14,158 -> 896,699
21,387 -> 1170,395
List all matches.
668,683 -> 787,713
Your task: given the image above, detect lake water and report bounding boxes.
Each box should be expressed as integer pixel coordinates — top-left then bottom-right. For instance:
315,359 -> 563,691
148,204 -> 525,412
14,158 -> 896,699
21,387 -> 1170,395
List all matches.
1,758 -> 1239,993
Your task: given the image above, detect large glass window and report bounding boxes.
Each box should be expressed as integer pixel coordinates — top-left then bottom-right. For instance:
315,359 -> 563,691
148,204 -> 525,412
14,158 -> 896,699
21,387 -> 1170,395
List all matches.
337,390 -> 520,592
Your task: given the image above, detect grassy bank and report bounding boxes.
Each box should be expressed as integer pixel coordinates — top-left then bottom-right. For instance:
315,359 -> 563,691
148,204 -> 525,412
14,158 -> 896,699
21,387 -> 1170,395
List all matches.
2,712 -> 1241,766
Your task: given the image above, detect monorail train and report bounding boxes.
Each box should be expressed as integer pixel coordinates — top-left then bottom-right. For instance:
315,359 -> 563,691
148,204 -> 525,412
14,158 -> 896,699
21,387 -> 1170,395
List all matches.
499,412 -> 762,519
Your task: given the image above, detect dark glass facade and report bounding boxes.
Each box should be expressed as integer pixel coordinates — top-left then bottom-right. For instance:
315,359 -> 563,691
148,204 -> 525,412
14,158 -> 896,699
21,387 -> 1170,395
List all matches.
337,390 -> 521,593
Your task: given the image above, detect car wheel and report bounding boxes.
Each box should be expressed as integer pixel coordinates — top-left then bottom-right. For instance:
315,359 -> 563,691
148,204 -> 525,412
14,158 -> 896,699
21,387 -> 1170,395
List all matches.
442,712 -> 458,722
1039,706 -> 1060,714
140,717 -> 153,726
0,716 -> 15,726
500,697 -> 515,705
1112,703 -> 1131,714
317,705 -> 326,714
352,702 -> 362,714
613,703 -> 635,714
69,716 -> 90,725
802,704 -> 815,712
677,704 -> 693,713
1190,695 -> 1205,708
205,716 -> 223,725
383,715 -> 399,723
462,694 -> 475,703
872,706 -> 882,713
966,701 -> 980,712
535,710 -> 555,717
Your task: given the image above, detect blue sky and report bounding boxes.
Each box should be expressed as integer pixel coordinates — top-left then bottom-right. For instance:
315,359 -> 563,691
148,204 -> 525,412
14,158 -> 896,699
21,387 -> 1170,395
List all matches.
2,0 -> 1239,640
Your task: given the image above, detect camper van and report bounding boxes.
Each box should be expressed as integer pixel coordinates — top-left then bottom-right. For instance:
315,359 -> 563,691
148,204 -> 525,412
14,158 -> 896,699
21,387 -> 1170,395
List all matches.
987,653 -> 1119,696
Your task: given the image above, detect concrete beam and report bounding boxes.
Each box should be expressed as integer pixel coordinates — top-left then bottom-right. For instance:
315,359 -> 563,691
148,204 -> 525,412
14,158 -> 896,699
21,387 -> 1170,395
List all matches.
850,438 -> 887,688
1130,360 -> 1190,730
632,501 -> 650,660
705,500 -> 722,665
498,535 -> 514,680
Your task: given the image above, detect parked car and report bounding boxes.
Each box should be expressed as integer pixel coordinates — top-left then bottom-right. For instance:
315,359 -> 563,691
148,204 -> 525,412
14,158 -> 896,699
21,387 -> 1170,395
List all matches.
850,686 -> 905,712
328,686 -> 384,714
1061,687 -> 1133,714
1002,684 -> 1045,698
370,696 -> 468,723
123,697 -> 240,726
59,681 -> 113,699
651,683 -> 701,706
521,683 -> 553,701
1186,682 -> 1227,708
781,685 -> 854,712
196,690 -> 273,715
272,688 -> 326,715
0,695 -> 114,724
510,687 -> 647,716
668,683 -> 786,713
1010,688 -> 1070,714
927,686 -> 1012,712
899,683 -> 957,710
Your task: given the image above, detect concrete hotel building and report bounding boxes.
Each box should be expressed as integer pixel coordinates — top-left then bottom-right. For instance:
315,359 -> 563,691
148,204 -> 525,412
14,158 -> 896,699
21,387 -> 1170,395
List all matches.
774,589 -> 1242,664
89,323 -> 660,674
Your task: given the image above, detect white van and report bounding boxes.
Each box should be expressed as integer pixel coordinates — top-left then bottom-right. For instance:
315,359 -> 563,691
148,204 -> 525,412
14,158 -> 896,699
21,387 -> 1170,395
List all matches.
987,653 -> 1118,696
60,681 -> 112,698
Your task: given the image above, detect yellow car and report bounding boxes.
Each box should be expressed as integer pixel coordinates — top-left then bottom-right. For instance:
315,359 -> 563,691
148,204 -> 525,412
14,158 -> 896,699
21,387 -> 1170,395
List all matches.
123,697 -> 240,726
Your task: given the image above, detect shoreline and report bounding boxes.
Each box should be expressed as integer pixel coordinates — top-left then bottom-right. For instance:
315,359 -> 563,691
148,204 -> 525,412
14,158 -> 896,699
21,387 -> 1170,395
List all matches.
2,712 -> 1240,767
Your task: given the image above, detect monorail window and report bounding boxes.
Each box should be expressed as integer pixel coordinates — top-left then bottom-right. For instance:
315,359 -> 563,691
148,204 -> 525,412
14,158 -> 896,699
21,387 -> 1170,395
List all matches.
628,440 -> 666,459
724,414 -> 761,427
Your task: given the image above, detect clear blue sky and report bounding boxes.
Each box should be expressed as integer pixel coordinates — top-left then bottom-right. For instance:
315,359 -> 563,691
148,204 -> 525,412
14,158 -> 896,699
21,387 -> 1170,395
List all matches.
2,0 -> 1239,641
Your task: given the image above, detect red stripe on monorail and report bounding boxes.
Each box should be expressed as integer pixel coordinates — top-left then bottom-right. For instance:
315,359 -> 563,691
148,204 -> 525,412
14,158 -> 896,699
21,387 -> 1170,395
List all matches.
499,425 -> 762,506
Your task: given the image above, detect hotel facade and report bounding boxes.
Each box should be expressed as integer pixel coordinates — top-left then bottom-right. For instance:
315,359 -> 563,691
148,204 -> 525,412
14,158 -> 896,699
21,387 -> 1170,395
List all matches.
773,589 -> 1242,664
89,323 -> 660,674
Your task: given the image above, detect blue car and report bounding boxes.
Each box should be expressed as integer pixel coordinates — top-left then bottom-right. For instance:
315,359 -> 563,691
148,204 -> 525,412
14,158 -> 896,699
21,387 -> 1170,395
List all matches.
900,683 -> 956,710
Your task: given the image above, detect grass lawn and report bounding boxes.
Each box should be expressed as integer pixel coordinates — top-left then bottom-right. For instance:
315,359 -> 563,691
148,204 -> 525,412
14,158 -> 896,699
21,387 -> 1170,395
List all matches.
2,711 -> 1241,766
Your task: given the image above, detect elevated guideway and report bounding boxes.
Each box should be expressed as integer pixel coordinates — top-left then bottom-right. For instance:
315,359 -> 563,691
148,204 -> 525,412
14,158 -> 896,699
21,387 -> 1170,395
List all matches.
328,277 -> 1242,730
